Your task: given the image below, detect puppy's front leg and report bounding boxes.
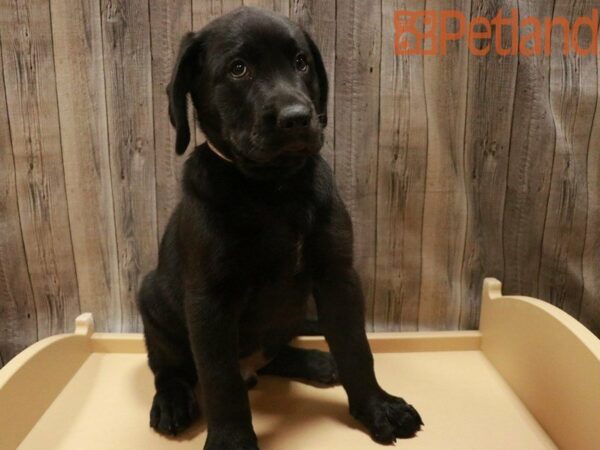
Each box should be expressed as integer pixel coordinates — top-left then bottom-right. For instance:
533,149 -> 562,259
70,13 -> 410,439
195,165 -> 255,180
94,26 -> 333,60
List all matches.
185,292 -> 258,450
314,268 -> 423,444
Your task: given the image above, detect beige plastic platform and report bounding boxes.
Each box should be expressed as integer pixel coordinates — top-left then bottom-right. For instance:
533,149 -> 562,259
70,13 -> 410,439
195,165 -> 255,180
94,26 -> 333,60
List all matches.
1,278 -> 599,450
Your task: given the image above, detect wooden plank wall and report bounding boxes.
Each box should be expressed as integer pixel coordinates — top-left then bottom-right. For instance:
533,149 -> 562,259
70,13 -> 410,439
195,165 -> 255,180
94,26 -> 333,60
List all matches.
1,0 -> 599,365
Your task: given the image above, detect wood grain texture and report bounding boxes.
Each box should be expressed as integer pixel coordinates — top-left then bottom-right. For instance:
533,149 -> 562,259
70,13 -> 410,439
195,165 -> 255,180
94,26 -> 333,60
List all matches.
334,0 -> 382,330
460,0 -> 519,329
50,0 -> 120,332
581,47 -> 600,335
502,0 -> 556,298
374,0 -> 427,331
193,0 -> 245,34
0,0 -> 80,339
100,0 -> 158,332
243,0 -> 290,16
538,0 -> 597,318
150,0 -> 193,238
418,0 -> 470,330
290,0 -> 336,168
1,0 -> 600,365
0,38 -> 37,365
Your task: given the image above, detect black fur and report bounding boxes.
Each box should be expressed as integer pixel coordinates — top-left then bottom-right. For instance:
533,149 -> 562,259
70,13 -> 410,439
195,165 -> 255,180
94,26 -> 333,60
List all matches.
138,7 -> 422,449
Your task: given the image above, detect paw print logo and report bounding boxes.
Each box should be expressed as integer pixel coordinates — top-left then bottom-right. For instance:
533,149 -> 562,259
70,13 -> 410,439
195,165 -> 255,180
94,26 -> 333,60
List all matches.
394,10 -> 438,56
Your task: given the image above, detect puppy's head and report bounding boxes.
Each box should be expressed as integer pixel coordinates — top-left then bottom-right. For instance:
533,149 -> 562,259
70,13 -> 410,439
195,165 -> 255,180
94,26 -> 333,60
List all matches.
168,7 -> 328,178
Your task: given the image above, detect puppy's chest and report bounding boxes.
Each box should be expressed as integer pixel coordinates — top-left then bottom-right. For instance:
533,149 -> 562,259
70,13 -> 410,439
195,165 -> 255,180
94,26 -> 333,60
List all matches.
243,200 -> 315,275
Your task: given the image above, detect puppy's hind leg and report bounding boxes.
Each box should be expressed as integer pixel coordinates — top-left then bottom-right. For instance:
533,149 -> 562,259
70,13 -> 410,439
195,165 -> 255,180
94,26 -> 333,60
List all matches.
258,345 -> 339,386
138,273 -> 200,436
146,332 -> 200,436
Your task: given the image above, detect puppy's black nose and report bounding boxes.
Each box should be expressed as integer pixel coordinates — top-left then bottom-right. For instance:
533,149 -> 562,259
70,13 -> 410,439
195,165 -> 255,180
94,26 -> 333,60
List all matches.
277,105 -> 311,130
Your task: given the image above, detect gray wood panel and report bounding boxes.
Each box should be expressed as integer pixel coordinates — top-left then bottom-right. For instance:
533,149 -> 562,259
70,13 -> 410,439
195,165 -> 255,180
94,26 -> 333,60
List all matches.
0,0 -> 80,341
581,32 -> 600,336
334,0 -> 382,330
538,0 -> 597,318
418,0 -> 470,330
1,0 -> 600,366
461,0 -> 518,329
0,37 -> 37,365
374,0 -> 427,331
502,0 -> 556,298
244,0 -> 289,16
51,0 -> 121,332
100,0 -> 158,332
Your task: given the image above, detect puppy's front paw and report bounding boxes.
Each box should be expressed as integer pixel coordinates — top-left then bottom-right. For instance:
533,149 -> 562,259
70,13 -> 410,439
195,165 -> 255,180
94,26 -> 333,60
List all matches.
350,392 -> 423,444
204,427 -> 259,450
150,380 -> 200,435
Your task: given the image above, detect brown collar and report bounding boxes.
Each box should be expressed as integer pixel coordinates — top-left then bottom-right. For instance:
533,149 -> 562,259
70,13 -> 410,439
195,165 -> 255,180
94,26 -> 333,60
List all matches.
206,140 -> 233,163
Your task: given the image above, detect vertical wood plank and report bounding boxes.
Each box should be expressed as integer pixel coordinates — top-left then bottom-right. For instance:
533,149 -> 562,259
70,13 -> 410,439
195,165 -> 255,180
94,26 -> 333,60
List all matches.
418,0 -> 470,330
0,39 -> 37,367
335,0 -> 382,330
538,0 -> 597,317
374,0 -> 427,331
193,1 -> 244,34
290,0 -> 336,168
50,0 -> 120,332
0,0 -> 80,338
101,0 -> 157,332
502,0 -> 555,299
582,46 -> 600,335
243,0 -> 290,16
150,0 -> 193,238
460,0 -> 518,329
0,0 -> 598,353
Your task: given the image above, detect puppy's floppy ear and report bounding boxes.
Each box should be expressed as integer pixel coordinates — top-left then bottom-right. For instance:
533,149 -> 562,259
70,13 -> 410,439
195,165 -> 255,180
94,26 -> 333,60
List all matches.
303,31 -> 328,127
167,32 -> 204,155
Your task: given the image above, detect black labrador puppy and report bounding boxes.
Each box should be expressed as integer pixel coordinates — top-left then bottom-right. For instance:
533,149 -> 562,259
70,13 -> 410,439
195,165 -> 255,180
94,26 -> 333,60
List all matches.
137,6 -> 422,449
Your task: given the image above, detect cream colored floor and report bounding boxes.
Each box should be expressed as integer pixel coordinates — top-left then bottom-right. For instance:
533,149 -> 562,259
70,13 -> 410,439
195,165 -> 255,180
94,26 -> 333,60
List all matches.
19,351 -> 556,450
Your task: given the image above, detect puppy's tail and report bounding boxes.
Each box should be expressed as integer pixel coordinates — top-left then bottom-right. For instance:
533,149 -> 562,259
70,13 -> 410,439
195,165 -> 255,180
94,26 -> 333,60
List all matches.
300,319 -> 322,336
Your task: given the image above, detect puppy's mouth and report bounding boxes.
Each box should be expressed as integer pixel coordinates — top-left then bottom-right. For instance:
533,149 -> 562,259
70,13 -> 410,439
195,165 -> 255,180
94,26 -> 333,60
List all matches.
226,138 -> 321,180
274,141 -> 320,158
240,147 -> 312,169
229,132 -> 323,164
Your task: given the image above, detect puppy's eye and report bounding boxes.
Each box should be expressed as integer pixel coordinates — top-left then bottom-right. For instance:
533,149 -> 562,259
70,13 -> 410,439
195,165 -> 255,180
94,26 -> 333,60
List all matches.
230,60 -> 248,78
295,54 -> 308,72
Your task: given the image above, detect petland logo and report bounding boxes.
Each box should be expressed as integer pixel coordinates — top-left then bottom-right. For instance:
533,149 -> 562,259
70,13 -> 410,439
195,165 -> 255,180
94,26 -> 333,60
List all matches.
395,8 -> 599,56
